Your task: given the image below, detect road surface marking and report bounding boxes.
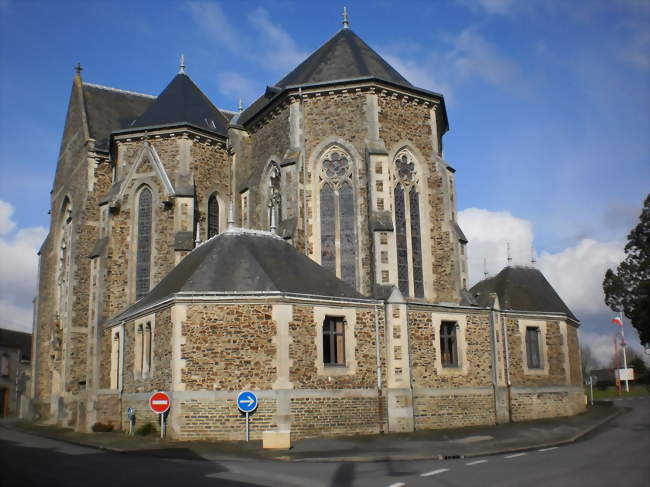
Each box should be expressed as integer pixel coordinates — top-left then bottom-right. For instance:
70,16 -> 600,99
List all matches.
420,468 -> 449,477
538,447 -> 558,452
387,483 -> 406,487
466,459 -> 488,465
505,453 -> 527,458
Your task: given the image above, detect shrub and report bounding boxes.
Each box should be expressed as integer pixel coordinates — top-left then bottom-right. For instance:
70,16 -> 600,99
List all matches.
91,422 -> 114,432
135,422 -> 156,436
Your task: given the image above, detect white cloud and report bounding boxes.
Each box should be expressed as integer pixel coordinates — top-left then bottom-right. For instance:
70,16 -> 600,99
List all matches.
186,1 -> 240,52
538,239 -> 624,316
0,200 -> 16,234
458,207 -> 534,284
458,207 -> 625,318
580,330 -> 649,368
248,7 -> 307,73
0,200 -> 47,333
216,72 -> 260,106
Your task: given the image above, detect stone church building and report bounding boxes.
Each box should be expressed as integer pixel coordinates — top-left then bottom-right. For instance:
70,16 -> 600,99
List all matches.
31,18 -> 584,441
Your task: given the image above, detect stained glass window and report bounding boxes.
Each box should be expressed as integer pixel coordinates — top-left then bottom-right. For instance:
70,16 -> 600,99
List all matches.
207,194 -> 219,239
319,147 -> 357,288
340,181 -> 356,287
320,184 -> 336,274
394,183 -> 409,296
393,150 -> 423,297
136,188 -> 152,300
410,187 -> 424,297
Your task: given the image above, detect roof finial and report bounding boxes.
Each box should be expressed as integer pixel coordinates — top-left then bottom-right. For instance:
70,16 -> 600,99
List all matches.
506,242 -> 512,266
342,6 -> 349,29
179,54 -> 186,74
530,245 -> 537,267
75,62 -> 83,77
483,257 -> 488,279
195,221 -> 201,246
238,96 -> 243,113
270,207 -> 277,235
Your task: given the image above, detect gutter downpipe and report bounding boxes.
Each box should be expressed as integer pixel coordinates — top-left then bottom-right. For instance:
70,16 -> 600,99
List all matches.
299,87 -> 308,254
488,306 -> 499,423
374,302 -> 384,433
500,311 -> 513,422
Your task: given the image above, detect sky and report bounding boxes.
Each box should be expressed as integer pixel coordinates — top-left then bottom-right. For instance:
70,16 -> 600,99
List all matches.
0,0 -> 648,364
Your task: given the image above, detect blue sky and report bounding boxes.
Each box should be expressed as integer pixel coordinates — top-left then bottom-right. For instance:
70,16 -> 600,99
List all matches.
0,0 -> 648,360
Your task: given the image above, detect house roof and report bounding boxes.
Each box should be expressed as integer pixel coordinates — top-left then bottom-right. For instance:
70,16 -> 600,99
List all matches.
82,83 -> 155,152
276,28 -> 411,89
0,328 -> 32,361
129,73 -> 229,137
469,266 -> 578,322
107,229 -> 367,326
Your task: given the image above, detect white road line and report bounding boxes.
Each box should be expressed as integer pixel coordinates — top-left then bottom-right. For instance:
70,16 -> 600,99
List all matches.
538,447 -> 558,452
466,459 -> 488,465
386,483 -> 406,487
505,453 -> 527,459
420,468 -> 449,477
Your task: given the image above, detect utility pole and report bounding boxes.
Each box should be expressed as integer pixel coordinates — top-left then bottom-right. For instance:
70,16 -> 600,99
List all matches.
619,312 -> 630,393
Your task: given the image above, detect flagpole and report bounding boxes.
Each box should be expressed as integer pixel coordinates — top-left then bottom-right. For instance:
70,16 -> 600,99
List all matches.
620,311 -> 629,392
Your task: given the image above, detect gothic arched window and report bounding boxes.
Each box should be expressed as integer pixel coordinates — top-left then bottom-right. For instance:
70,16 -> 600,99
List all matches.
57,199 -> 72,320
319,147 -> 357,287
135,187 -> 152,300
393,150 -> 423,297
207,194 -> 219,239
266,162 -> 282,229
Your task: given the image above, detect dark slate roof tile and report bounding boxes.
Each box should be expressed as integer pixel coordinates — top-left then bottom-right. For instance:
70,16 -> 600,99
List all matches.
107,230 -> 367,325
130,73 -> 229,136
452,221 -> 468,243
276,28 -> 411,89
469,266 -> 578,322
82,83 -> 155,152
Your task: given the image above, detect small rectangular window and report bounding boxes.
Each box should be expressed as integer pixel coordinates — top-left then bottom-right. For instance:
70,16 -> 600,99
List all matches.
526,327 -> 542,369
323,316 -> 345,366
440,321 -> 458,367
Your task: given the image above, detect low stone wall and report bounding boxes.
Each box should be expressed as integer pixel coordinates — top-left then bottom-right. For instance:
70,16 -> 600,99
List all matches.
413,392 -> 496,429
290,396 -> 381,439
510,388 -> 585,421
94,393 -> 120,428
174,398 -> 276,441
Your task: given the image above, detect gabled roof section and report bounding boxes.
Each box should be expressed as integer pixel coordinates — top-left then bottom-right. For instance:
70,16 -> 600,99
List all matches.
0,328 -> 32,361
276,28 -> 411,89
129,73 -> 229,136
469,266 -> 578,322
106,229 -> 368,326
82,83 -> 155,152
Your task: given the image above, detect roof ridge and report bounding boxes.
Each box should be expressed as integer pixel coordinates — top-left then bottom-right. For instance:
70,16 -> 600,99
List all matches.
83,82 -> 156,99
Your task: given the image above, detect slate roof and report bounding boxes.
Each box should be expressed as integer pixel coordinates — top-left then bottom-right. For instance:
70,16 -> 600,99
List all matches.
0,328 -> 32,361
469,266 -> 578,322
107,229 -> 367,326
276,28 -> 411,88
82,83 -> 155,152
129,73 -> 229,137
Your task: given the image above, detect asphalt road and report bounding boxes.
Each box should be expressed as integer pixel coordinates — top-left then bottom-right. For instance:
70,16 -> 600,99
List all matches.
1,398 -> 648,487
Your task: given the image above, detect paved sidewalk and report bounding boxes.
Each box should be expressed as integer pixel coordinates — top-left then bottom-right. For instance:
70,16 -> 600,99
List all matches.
1,400 -> 629,463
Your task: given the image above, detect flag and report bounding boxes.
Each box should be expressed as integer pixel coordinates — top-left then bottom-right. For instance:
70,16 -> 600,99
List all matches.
612,317 -> 623,327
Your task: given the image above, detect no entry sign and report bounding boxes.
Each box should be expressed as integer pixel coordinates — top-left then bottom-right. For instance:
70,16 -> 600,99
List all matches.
149,391 -> 171,414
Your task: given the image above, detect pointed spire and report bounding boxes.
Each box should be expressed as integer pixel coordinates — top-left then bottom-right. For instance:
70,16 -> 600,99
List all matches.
179,54 -> 186,74
238,96 -> 243,113
75,62 -> 83,77
342,6 -> 349,29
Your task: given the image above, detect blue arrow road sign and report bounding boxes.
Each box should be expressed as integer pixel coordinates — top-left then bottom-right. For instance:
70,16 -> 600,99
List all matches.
236,391 -> 258,413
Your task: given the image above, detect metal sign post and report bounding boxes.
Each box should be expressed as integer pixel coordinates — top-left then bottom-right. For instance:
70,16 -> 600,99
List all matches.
160,413 -> 165,439
236,391 -> 258,442
149,391 -> 171,440
588,376 -> 595,406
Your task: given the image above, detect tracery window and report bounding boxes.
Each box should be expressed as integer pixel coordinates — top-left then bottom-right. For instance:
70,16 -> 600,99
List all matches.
135,187 -> 152,300
319,147 -> 357,287
266,162 -> 282,228
393,150 -> 424,297
207,194 -> 219,239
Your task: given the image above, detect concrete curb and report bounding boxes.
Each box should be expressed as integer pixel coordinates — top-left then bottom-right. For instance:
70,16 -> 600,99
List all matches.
3,407 -> 625,464
280,407 -> 626,463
